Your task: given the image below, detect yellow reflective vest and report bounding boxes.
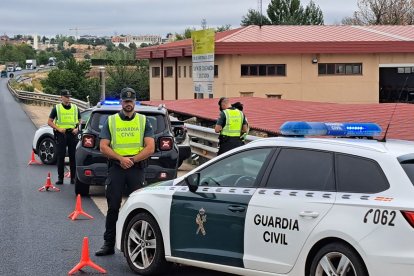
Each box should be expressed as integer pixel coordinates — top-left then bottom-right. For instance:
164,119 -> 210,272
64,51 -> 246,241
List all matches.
221,109 -> 243,137
55,104 -> 79,129
108,113 -> 146,156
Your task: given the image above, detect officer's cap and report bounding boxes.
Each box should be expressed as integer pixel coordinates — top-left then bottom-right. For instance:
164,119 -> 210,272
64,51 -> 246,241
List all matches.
60,89 -> 71,97
120,87 -> 136,101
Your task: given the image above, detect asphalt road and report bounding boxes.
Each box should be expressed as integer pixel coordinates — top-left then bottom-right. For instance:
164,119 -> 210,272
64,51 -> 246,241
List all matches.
0,75 -> 234,275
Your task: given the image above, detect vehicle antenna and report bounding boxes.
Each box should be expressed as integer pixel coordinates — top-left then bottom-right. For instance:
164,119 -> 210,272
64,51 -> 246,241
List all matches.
379,76 -> 410,142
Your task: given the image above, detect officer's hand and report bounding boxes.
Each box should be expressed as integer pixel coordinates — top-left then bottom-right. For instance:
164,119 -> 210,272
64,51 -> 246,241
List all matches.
57,128 -> 65,134
120,157 -> 134,169
72,128 -> 79,135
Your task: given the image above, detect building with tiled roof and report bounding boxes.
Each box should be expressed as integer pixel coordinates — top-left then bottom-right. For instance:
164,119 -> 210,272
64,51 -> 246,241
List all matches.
137,25 -> 414,104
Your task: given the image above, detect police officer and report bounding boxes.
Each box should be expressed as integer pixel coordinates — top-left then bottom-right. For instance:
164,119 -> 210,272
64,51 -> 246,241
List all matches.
95,87 -> 155,256
47,89 -> 81,185
215,97 -> 248,155
231,101 -> 249,142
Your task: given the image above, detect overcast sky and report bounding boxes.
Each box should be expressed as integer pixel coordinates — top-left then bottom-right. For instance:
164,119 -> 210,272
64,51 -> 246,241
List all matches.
1,0 -> 358,38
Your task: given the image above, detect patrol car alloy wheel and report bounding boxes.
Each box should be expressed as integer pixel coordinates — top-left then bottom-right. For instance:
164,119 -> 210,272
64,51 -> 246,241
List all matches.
38,137 -> 57,165
310,243 -> 367,276
124,212 -> 169,275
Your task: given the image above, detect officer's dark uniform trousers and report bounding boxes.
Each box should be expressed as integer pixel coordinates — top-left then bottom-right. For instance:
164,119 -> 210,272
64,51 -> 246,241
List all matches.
55,130 -> 78,180
217,136 -> 244,155
104,162 -> 144,245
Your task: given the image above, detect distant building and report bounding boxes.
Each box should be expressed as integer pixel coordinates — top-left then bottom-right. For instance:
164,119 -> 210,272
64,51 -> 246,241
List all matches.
111,35 -> 162,47
137,25 -> 414,104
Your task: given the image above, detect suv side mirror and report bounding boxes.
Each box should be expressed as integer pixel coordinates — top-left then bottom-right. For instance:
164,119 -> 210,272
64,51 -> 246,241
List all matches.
185,172 -> 200,193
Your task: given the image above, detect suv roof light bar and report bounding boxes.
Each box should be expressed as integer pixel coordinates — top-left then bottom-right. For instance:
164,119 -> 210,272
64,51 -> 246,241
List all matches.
280,121 -> 382,137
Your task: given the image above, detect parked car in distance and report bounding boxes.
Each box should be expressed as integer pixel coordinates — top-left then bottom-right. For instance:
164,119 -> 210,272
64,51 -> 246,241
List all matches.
0,70 -> 7,78
170,118 -> 191,167
32,108 -> 93,164
15,66 -> 22,71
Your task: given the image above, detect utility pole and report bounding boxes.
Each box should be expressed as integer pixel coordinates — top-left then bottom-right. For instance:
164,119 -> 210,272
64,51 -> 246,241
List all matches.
201,19 -> 207,30
258,0 -> 263,28
99,66 -> 105,101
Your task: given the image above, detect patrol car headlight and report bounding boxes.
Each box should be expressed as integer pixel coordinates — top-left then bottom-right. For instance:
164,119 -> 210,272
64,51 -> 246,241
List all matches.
280,121 -> 382,137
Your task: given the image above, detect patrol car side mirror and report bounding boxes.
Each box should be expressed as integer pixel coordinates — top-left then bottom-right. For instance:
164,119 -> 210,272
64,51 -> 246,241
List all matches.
185,173 -> 200,193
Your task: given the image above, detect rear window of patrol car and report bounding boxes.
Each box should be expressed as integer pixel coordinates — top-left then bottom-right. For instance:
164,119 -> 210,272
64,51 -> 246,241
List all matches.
398,154 -> 414,186
89,112 -> 166,134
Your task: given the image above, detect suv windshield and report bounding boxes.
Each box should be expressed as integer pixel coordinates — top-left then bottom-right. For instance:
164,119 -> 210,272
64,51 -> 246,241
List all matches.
89,112 -> 166,134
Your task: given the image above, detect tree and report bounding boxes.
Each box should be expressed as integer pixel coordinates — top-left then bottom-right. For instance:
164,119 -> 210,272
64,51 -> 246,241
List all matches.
41,58 -> 100,104
128,42 -> 137,49
302,0 -> 324,25
241,0 -> 324,26
175,27 -> 195,41
241,9 -> 271,26
216,24 -> 232,32
104,50 -> 149,100
342,0 -> 414,25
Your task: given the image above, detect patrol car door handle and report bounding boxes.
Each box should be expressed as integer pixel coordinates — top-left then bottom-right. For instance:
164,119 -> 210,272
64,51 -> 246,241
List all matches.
299,211 -> 319,218
228,205 -> 246,212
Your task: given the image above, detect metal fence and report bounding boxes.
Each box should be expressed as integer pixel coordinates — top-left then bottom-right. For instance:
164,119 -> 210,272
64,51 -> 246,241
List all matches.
7,79 -> 90,111
186,124 -> 261,160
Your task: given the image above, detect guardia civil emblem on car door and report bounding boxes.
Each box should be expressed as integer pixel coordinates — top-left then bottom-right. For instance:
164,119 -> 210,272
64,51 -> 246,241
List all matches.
196,208 -> 207,236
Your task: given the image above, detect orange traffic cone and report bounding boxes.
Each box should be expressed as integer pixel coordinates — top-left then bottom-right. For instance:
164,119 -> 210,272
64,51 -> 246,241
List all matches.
28,150 -> 41,165
68,237 -> 107,275
68,194 -> 93,220
38,172 -> 60,192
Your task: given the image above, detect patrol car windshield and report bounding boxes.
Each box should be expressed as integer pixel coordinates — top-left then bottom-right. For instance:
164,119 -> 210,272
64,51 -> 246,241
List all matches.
400,161 -> 414,186
89,112 -> 166,134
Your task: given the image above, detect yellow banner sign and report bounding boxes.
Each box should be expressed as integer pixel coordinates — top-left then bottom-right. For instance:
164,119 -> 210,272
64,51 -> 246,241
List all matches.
191,29 -> 215,56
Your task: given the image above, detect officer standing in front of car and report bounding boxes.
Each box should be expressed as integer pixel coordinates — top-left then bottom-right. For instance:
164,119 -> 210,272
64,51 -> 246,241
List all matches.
215,97 -> 248,155
96,87 -> 155,256
47,89 -> 81,185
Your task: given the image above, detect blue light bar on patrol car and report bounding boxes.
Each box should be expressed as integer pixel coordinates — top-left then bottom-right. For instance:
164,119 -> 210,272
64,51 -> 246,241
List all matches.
280,121 -> 382,137
101,99 -> 120,105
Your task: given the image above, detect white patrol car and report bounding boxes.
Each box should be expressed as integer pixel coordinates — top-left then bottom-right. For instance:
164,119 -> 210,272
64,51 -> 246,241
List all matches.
115,122 -> 414,276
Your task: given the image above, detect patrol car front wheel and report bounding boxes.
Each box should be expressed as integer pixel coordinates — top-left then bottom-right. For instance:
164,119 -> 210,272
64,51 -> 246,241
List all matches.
310,242 -> 367,276
124,212 -> 169,275
38,137 -> 57,165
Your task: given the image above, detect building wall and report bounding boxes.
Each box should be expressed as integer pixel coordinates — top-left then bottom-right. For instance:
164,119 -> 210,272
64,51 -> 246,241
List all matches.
149,53 -> 414,103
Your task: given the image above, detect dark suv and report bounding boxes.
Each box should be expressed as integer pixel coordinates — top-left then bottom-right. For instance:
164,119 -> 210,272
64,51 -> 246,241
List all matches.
75,103 -> 179,195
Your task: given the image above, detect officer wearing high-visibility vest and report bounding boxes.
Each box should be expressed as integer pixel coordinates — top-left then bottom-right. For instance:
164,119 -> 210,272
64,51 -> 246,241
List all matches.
47,89 -> 81,185
215,97 -> 248,155
95,87 -> 155,256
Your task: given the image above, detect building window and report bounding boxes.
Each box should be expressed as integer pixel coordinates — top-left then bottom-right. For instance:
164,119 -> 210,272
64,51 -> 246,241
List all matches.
178,66 -> 181,78
266,94 -> 282,99
214,65 -> 218,77
241,64 -> 286,77
164,66 -> 173,77
397,67 -> 414,74
189,66 -> 192,78
318,63 -> 362,75
151,67 -> 160,78
184,66 -> 187,78
240,92 -> 254,97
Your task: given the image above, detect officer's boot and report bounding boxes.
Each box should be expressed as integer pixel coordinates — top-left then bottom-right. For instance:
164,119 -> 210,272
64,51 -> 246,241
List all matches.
95,242 -> 115,256
55,178 -> 63,185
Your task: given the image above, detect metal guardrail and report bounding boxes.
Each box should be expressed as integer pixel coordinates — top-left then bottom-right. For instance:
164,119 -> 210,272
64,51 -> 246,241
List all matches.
185,124 -> 261,160
7,79 -> 90,111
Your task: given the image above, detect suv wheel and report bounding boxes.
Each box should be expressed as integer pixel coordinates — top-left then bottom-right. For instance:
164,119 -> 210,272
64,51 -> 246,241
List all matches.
38,137 -> 57,165
123,212 -> 169,275
74,177 -> 90,196
310,242 -> 367,276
